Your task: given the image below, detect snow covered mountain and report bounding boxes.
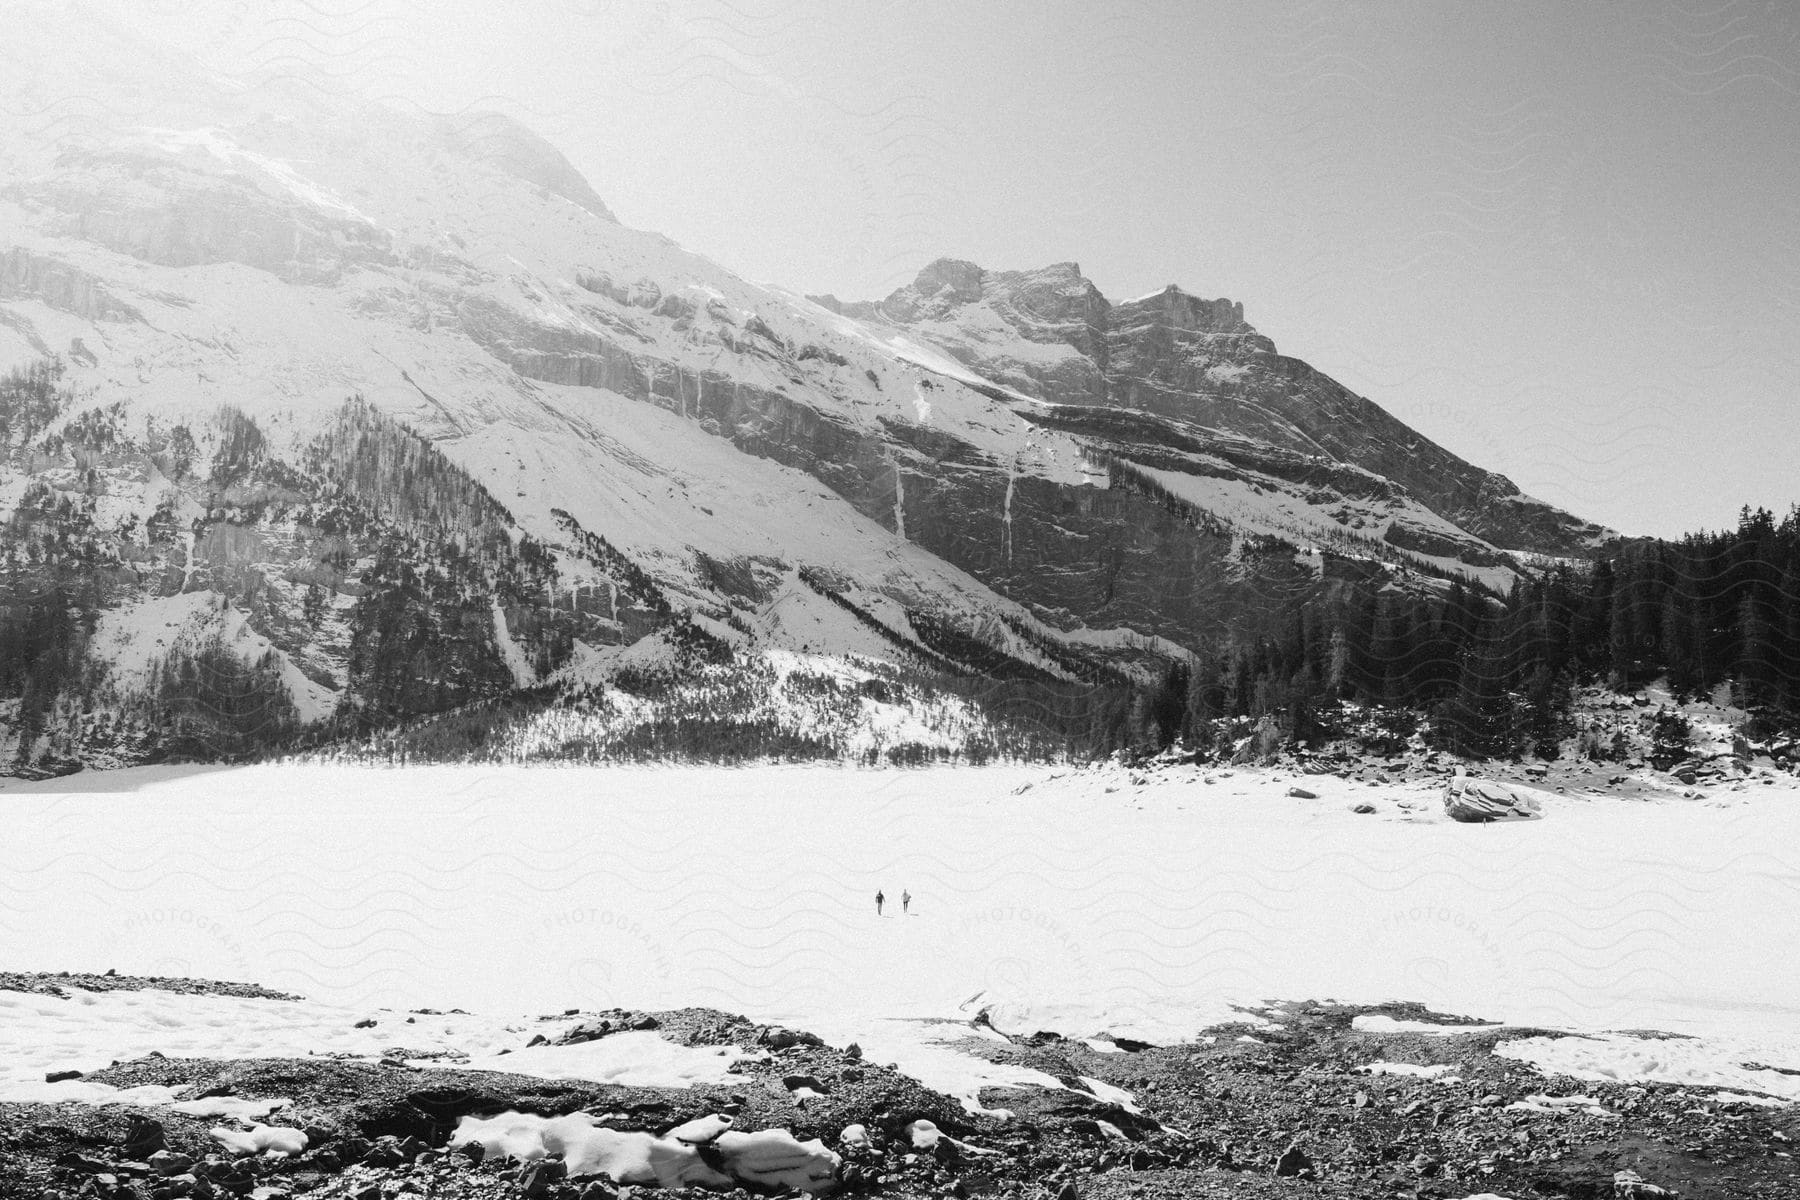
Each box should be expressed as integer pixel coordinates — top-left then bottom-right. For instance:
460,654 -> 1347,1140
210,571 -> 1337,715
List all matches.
0,8 -> 1610,772
817,259 -> 1609,568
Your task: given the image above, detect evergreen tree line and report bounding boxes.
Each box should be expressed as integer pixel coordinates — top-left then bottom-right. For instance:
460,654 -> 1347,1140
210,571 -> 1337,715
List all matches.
1148,506 -> 1800,760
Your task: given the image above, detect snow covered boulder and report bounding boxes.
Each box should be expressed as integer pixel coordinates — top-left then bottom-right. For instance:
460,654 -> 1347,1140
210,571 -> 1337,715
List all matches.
715,1128 -> 841,1191
1443,774 -> 1544,823
574,1126 -> 734,1188
906,1119 -> 942,1150
446,1111 -> 556,1164
451,1113 -> 732,1188
209,1123 -> 307,1157
448,1111 -> 840,1193
664,1113 -> 733,1145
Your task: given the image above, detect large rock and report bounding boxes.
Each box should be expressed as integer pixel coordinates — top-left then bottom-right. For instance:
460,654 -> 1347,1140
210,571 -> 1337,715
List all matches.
1273,1139 -> 1313,1177
1614,1168 -> 1677,1198
1443,775 -> 1545,823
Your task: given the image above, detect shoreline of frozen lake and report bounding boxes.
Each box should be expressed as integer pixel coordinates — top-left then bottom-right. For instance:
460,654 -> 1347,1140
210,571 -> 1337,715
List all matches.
4,761 -> 1798,1057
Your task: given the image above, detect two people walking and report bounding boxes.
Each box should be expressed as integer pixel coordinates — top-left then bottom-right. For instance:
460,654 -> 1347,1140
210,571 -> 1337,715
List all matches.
875,889 -> 911,916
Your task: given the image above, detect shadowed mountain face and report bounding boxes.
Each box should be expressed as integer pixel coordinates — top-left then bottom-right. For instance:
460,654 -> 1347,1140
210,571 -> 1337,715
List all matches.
0,11 -> 1610,769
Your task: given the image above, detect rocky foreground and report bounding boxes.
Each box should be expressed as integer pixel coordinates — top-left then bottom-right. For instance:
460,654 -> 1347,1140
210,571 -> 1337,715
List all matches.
2,975 -> 1796,1200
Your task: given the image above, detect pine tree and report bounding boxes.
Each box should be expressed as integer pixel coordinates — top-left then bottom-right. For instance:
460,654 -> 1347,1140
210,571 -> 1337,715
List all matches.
1433,605 -> 1518,760
1519,663 -> 1571,759
1661,591 -> 1694,699
1609,557 -> 1640,687
1737,591 -> 1777,717
1778,559 -> 1800,722
1146,659 -> 1189,749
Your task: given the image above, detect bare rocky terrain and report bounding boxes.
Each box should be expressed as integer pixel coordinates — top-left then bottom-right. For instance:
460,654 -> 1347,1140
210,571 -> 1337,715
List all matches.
3,975 -> 1794,1200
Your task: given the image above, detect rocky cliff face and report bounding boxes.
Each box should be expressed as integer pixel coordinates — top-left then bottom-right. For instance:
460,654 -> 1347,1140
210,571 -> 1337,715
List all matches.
0,10 -> 1611,769
828,259 -> 1609,559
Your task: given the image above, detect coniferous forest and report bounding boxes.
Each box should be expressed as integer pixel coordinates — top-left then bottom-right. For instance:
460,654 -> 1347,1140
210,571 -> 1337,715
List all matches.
1160,506 -> 1800,761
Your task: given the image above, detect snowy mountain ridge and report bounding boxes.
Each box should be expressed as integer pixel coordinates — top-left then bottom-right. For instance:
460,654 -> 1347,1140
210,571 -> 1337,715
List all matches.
0,11 -> 1612,771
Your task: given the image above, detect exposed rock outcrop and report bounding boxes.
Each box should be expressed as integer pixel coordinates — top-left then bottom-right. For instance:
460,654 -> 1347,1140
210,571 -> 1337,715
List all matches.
841,258 -> 1610,558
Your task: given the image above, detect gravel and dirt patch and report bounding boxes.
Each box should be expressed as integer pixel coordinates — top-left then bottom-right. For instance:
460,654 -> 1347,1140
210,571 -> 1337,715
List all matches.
0,972 -> 300,1002
1,976 -> 1795,1199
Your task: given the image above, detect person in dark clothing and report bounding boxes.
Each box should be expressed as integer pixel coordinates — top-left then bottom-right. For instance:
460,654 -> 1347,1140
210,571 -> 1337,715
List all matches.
875,890 -> 885,916
902,890 -> 911,914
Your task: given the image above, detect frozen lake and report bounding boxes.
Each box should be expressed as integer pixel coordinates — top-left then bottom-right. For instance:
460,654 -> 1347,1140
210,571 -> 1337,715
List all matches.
4,761 -> 1799,1050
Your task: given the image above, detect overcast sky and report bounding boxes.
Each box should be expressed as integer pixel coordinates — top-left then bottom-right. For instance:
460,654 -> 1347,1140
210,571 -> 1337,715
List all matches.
96,0 -> 1800,538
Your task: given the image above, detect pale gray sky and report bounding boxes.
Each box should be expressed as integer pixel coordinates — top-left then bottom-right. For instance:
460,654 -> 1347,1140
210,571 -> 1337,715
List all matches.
92,0 -> 1800,538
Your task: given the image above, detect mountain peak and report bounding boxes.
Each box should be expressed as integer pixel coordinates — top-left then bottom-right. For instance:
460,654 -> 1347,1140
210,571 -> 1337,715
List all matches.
905,258 -> 1096,296
429,111 -> 615,223
911,257 -> 986,303
1115,284 -> 1250,334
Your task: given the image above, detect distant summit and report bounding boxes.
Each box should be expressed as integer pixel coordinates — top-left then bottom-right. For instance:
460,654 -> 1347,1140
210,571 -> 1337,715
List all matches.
819,257 -> 1604,557
430,111 -> 617,224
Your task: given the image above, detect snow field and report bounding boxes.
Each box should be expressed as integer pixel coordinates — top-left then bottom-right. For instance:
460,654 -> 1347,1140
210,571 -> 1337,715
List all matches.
0,987 -> 747,1104
3,761 -> 1799,1109
1497,1030 -> 1800,1104
452,1031 -> 747,1087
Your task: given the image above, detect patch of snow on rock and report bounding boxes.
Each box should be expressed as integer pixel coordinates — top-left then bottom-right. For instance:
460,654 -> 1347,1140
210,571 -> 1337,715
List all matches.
1354,1014 -> 1496,1036
448,1031 -> 749,1088
1363,1061 -> 1458,1079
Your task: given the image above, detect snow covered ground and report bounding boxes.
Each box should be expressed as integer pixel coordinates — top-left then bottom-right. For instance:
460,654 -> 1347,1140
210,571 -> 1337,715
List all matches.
3,762 -> 1799,1106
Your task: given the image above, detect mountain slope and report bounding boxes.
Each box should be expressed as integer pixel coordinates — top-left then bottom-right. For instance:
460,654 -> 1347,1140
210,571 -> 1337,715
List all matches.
0,9 -> 1610,771
818,259 -> 1610,560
